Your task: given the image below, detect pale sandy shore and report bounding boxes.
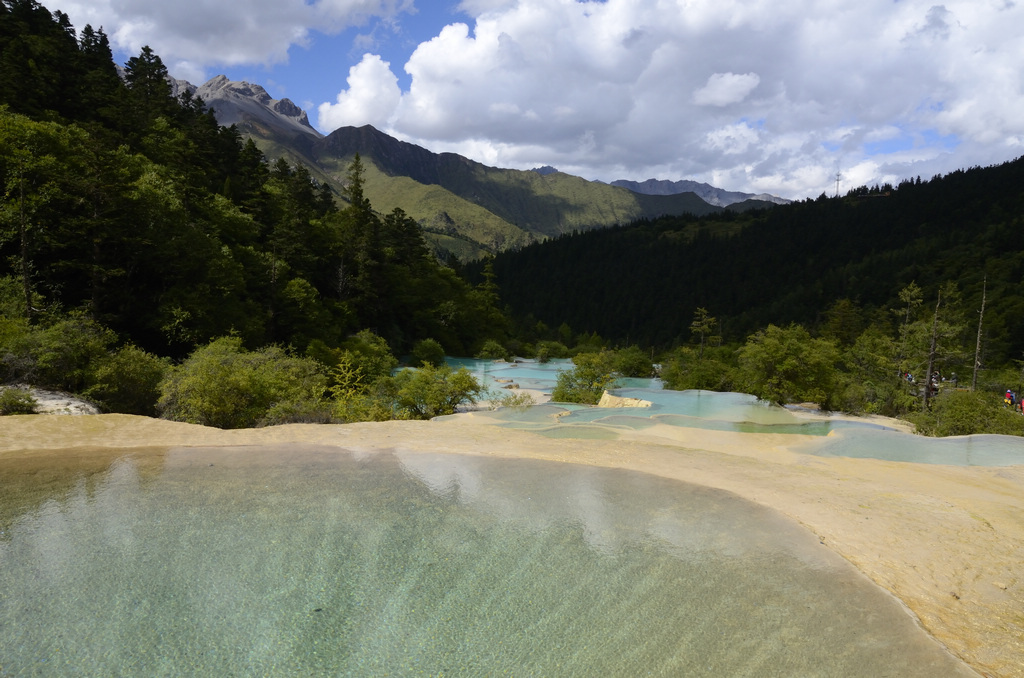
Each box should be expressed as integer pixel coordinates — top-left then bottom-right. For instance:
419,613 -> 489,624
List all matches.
2,412 -> 1022,677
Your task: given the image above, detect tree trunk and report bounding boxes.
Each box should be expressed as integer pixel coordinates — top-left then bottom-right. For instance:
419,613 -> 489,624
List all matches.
923,291 -> 942,411
972,277 -> 986,391
17,169 -> 33,323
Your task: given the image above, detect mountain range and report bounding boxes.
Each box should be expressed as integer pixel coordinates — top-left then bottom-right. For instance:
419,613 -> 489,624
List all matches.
610,178 -> 791,207
186,76 -> 786,259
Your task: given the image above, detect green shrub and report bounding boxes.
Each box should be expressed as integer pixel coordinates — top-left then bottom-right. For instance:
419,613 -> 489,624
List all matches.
157,337 -> 328,429
84,345 -> 170,416
613,345 -> 654,378
332,378 -> 398,423
339,330 -> 398,382
475,339 -> 509,361
837,328 -> 917,416
311,331 -> 400,397
326,340 -> 406,423
391,364 -> 483,418
661,346 -> 735,391
551,351 -> 617,404
490,389 -> 537,411
0,387 -> 38,415
909,389 -> 1024,437
0,311 -> 116,392
0,315 -> 35,384
29,313 -> 117,393
571,332 -> 605,355
535,340 -> 569,363
736,324 -> 841,408
410,338 -> 446,367
261,396 -> 337,426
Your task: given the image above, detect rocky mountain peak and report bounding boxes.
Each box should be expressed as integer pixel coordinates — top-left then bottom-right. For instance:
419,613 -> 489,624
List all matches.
194,75 -> 322,138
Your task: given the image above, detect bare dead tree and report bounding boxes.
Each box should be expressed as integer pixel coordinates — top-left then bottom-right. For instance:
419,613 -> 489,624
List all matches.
923,289 -> 942,412
972,277 -> 986,391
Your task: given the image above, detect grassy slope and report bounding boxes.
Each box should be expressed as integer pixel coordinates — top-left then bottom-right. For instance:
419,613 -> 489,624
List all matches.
243,123 -> 725,259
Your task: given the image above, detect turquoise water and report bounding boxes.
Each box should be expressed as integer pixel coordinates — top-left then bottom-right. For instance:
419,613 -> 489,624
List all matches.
447,357 -> 661,393
0,447 -> 973,676
454,359 -> 1024,466
448,357 -> 576,392
800,427 -> 1024,466
477,392 -> 1023,466
473,388 -> 889,437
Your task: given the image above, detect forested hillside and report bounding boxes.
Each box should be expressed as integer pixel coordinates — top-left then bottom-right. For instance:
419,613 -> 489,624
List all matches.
241,116 -> 765,262
488,160 -> 1024,362
0,0 -> 515,424
0,0 -> 503,359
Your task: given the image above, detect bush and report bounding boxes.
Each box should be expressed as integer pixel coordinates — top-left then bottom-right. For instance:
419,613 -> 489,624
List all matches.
410,338 -> 446,367
0,311 -> 116,392
340,330 -> 398,382
332,386 -> 396,423
475,339 -> 509,361
391,364 -> 483,418
84,345 -> 170,416
838,328 -> 916,416
613,345 -> 654,378
908,389 -> 1024,437
157,337 -> 328,429
261,397 -> 337,426
490,389 -> 537,411
310,331 -> 399,392
0,387 -> 38,415
551,351 -> 617,404
0,315 -> 35,384
535,340 -> 569,363
661,346 -> 735,391
736,324 -> 841,408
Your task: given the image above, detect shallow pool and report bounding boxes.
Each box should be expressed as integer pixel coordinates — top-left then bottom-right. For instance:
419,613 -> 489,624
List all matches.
0,447 -> 973,676
455,359 -> 1024,466
448,357 -> 661,393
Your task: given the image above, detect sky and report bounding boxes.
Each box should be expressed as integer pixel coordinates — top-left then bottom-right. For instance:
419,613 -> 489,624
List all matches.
54,0 -> 1024,200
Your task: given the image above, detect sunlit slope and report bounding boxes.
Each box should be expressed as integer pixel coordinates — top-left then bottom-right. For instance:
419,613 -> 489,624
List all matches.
245,122 -> 729,258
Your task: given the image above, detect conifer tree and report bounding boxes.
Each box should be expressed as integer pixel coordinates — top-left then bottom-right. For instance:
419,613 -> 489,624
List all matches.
123,46 -> 175,135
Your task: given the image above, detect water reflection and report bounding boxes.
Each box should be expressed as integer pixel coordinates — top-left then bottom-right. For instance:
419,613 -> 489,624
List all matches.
0,447 -> 973,676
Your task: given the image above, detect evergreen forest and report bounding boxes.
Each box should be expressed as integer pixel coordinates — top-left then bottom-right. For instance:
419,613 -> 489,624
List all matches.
477,157 -> 1024,434
0,0 -> 507,423
3,0 -> 1024,436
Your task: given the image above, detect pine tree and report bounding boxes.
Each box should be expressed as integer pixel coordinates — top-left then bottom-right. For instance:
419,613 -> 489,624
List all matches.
122,46 -> 175,134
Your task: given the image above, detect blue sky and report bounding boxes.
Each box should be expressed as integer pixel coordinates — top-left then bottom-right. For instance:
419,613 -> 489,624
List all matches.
56,0 -> 1024,200
202,3 -> 471,111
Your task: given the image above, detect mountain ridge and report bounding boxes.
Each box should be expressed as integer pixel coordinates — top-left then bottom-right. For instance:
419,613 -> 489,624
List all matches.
196,75 -> 322,139
190,75 -> 781,258
611,178 -> 792,207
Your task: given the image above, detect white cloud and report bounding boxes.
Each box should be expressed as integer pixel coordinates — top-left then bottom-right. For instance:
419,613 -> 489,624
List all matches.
395,0 -> 1024,198
60,0 -> 314,68
704,122 -> 761,155
318,54 -> 401,130
314,0 -> 413,31
694,73 -> 761,107
58,0 -> 412,75
56,0 -> 1024,199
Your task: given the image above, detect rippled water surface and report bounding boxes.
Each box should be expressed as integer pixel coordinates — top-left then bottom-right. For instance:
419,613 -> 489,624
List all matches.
0,447 -> 973,676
